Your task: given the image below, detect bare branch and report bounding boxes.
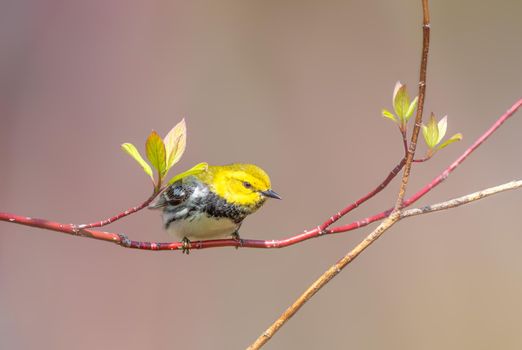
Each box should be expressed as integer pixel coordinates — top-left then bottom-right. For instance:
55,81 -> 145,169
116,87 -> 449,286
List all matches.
77,192 -> 160,229
402,180 -> 522,218
394,0 -> 430,209
248,2 -> 432,348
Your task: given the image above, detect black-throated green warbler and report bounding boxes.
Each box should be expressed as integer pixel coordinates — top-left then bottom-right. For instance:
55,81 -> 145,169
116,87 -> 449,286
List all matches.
149,163 -> 281,242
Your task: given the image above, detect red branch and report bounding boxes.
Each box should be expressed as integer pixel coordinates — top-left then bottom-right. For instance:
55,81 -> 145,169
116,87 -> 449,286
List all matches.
78,192 -> 159,229
317,157 -> 406,232
1,98 -> 520,252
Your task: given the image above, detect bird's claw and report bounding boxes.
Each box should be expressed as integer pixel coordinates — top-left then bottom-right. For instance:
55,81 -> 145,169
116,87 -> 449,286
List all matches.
181,237 -> 191,254
232,231 -> 243,249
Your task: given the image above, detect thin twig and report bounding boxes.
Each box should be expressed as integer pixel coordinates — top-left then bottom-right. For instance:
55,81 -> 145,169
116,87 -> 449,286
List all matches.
247,1 -> 432,348
246,213 -> 400,350
77,192 -> 159,229
317,157 -> 406,232
395,0 -> 430,209
247,177 -> 522,349
402,131 -> 409,155
401,180 -> 522,218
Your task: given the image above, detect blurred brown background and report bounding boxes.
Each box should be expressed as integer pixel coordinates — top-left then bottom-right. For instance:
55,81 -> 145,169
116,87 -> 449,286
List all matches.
1,1 -> 521,349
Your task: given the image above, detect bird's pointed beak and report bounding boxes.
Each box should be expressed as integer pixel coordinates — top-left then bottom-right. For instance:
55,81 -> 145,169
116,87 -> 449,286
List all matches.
261,189 -> 282,200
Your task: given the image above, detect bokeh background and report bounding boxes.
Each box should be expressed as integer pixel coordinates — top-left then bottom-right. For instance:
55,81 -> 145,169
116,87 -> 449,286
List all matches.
1,1 -> 521,349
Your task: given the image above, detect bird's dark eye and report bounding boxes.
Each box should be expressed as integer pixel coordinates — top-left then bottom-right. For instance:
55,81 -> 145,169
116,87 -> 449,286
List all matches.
243,181 -> 253,189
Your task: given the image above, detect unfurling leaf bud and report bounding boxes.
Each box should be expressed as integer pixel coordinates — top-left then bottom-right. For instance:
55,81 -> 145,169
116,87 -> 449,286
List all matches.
382,108 -> 397,122
121,143 -> 154,182
422,113 -> 439,149
146,131 -> 167,176
393,82 -> 410,122
385,81 -> 418,131
164,118 -> 187,173
422,113 -> 462,152
437,133 -> 463,150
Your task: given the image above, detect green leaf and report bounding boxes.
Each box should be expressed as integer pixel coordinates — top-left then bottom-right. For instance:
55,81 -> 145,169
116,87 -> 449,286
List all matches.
437,115 -> 448,144
393,83 -> 410,122
437,133 -> 463,150
121,143 -> 154,181
382,108 -> 397,122
405,96 -> 418,121
392,81 -> 402,105
164,118 -> 187,171
167,162 -> 209,186
146,131 -> 167,176
421,125 -> 430,147
422,113 -> 439,149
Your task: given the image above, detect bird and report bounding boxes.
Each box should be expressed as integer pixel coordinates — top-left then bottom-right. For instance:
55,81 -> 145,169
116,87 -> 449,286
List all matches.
148,163 -> 281,247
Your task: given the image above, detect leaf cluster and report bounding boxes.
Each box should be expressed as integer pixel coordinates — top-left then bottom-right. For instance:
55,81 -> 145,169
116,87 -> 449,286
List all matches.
382,81 -> 462,158
121,119 -> 207,192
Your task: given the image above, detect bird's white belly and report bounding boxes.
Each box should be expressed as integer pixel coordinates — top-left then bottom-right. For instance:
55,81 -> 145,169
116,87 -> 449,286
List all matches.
167,213 -> 239,241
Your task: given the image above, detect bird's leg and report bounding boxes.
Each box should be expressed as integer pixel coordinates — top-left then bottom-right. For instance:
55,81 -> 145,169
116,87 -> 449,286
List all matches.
231,226 -> 243,248
181,237 -> 191,254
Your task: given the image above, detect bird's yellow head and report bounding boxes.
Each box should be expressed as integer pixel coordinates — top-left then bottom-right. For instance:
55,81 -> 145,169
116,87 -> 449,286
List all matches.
198,163 -> 281,208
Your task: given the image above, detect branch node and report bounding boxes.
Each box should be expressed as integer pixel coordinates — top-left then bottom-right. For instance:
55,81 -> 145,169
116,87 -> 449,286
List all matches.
71,224 -> 87,236
317,227 -> 329,235
118,233 -> 131,247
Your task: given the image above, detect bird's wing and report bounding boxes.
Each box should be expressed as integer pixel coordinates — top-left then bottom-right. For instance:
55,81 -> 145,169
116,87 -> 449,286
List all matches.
148,182 -> 188,209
